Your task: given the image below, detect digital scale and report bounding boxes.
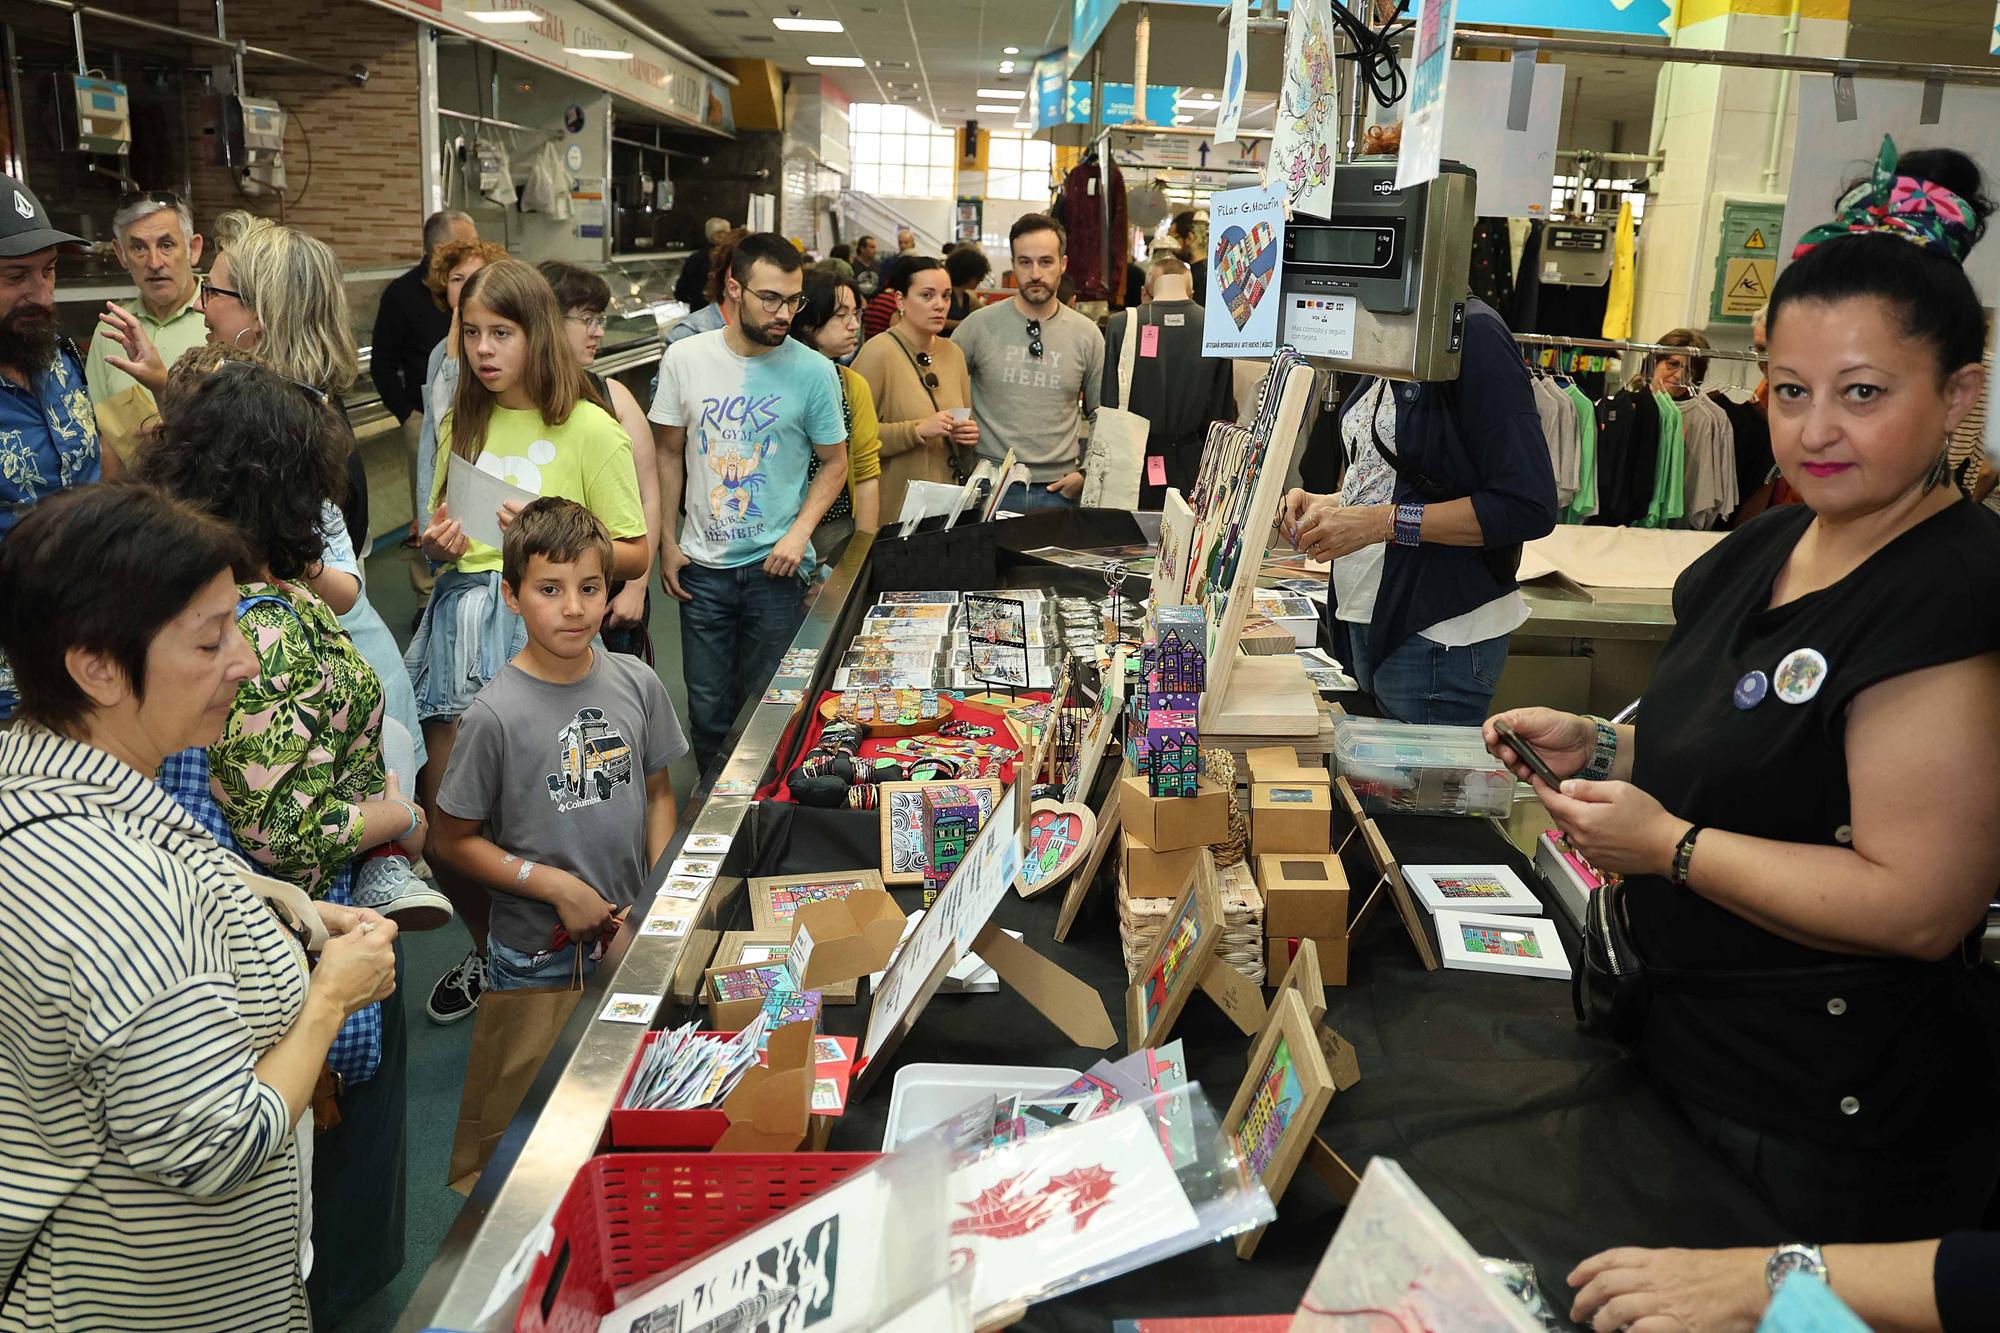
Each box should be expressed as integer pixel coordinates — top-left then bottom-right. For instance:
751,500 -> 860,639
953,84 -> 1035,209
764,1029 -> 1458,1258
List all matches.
67,76 -> 131,156
1541,222 -> 1613,287
1275,159 -> 1477,382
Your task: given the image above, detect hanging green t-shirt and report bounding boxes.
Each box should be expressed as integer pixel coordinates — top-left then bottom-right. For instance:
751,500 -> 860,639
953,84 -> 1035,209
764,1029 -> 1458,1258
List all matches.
429,400 -> 647,575
1563,382 -> 1600,524
1642,391 -> 1687,528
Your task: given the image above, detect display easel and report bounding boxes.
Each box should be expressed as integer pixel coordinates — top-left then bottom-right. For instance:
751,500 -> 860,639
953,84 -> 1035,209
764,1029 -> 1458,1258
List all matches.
1260,937 -> 1367,1210
1354,820 -> 1441,971
1222,989 -> 1336,1260
856,780 -> 1116,1099
1124,850 -> 1265,1051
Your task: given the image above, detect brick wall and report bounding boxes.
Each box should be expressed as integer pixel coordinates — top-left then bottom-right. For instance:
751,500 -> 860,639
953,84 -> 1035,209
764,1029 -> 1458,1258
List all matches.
174,0 -> 425,269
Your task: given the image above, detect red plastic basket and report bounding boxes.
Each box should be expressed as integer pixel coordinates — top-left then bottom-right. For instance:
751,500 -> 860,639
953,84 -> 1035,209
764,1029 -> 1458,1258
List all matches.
515,1151 -> 881,1333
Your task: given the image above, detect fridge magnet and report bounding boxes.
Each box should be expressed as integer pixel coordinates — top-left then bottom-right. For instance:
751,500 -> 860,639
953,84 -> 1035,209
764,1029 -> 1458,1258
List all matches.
1124,852 -> 1225,1051
879,779 -> 1002,886
748,870 -> 887,931
668,855 -> 722,881
1403,864 -> 1541,916
597,992 -> 662,1025
1015,800 -> 1096,899
1435,911 -> 1572,980
1222,989 -> 1335,1259
683,831 -> 734,856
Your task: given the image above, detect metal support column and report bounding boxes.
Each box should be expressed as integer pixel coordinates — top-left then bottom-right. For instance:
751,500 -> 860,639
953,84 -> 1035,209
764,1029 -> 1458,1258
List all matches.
3,25 -> 26,182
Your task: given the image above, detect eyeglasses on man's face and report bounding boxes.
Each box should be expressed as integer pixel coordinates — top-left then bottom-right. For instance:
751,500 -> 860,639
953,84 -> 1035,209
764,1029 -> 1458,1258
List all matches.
744,287 -> 808,314
566,313 -> 609,334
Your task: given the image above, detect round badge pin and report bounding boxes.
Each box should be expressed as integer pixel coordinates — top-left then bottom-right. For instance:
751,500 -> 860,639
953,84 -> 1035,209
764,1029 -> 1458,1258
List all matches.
1773,648 -> 1829,705
1732,670 -> 1769,710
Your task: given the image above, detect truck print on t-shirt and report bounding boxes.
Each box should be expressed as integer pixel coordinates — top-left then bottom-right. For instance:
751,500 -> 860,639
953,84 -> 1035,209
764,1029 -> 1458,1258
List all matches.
547,707 -> 634,811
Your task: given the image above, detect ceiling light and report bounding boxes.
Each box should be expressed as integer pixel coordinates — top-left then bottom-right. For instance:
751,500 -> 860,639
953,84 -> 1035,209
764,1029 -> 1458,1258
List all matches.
976,103 -> 1019,113
1003,45 -> 1020,54
999,61 -> 1015,70
465,9 -> 542,23
976,88 -> 1025,100
1180,93 -> 1217,104
1014,120 -> 1032,128
807,55 -> 866,66
773,16 -> 843,30
565,46 -> 634,58
1173,114 -> 1194,123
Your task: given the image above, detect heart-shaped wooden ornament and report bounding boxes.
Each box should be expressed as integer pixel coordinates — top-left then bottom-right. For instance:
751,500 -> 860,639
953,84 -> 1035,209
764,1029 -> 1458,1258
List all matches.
1015,799 -> 1097,898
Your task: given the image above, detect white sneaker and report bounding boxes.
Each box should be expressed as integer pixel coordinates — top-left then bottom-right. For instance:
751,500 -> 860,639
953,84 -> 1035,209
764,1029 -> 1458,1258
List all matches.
352,853 -> 453,931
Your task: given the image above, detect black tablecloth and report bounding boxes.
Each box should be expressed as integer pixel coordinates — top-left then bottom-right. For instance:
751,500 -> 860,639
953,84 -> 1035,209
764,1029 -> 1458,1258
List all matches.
733,794 -> 1787,1331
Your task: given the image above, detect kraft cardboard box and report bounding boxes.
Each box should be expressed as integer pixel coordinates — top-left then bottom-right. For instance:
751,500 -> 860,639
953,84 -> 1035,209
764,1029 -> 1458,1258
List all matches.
1267,932 -> 1350,985
1246,746 -> 1329,786
787,889 -> 905,990
1123,832 -> 1203,898
1258,852 -> 1349,937
1252,782 -> 1333,856
1120,773 -> 1229,851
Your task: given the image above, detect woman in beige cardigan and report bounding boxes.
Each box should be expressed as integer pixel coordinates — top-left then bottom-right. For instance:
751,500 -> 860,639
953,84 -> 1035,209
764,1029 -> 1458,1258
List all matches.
851,255 -> 980,524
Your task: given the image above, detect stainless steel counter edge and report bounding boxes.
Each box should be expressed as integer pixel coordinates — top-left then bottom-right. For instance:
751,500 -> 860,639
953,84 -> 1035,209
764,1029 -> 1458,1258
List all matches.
397,532 -> 874,1333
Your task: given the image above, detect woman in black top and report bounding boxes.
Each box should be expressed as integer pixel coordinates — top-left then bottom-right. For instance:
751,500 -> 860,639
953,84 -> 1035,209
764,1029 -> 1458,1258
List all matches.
943,245 -> 989,336
1488,139 -> 2000,1244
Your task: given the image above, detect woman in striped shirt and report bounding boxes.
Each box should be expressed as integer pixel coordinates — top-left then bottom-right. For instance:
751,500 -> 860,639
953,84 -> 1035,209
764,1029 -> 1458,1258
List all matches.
0,483 -> 397,1332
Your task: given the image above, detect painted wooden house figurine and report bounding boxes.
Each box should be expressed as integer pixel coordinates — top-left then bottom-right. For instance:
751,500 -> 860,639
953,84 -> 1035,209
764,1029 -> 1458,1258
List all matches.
1143,707 -> 1202,798
1146,605 -> 1208,695
922,783 -> 984,899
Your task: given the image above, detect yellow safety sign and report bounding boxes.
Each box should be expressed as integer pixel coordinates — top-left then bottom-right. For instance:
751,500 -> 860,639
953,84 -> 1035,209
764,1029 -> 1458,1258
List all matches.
1720,257 -> 1776,317
1744,228 -> 1767,250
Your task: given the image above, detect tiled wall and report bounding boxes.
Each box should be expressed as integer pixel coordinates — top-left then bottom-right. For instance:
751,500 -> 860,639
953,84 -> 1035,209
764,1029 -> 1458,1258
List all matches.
173,0 -> 427,270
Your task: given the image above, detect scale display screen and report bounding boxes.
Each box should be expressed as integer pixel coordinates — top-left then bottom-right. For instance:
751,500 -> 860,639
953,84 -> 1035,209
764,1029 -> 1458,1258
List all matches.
1288,224 -> 1395,270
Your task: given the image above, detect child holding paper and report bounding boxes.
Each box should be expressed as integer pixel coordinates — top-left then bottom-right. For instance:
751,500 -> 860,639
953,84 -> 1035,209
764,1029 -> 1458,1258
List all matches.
429,499 -> 685,989
406,259 -> 650,1018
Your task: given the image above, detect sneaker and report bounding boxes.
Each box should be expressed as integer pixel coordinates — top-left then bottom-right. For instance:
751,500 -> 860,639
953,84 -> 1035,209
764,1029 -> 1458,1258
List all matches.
352,853 -> 454,931
427,948 -> 486,1025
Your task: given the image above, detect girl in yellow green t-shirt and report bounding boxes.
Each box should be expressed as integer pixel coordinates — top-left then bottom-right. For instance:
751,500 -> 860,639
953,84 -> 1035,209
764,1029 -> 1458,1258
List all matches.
407,258 -> 648,782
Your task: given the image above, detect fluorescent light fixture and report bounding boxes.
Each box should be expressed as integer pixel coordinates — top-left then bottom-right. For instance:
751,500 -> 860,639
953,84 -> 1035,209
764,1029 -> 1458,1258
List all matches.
1014,120 -> 1032,128
976,88 -> 1025,100
465,9 -> 542,22
1173,114 -> 1194,123
565,46 -> 633,58
976,103 -> 1019,113
807,55 -> 867,66
773,15 -> 843,30
1179,93 -> 1218,104
1003,45 -> 1020,54
999,62 -> 1015,71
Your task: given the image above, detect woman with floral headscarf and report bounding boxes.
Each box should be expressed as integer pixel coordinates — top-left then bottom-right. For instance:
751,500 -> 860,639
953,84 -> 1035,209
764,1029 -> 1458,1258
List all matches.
1488,137 -> 2000,1243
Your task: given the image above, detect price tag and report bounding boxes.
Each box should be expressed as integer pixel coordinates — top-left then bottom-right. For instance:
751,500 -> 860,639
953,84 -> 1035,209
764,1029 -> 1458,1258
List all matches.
1139,324 -> 1160,358
1146,455 -> 1168,486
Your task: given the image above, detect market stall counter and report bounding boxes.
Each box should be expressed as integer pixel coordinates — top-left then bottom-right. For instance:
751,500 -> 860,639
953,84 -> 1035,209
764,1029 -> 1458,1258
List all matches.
400,518 -> 1781,1333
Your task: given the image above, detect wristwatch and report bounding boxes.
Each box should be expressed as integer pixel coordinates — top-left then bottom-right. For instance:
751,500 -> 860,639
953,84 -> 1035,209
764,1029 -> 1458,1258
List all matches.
1765,1243 -> 1828,1293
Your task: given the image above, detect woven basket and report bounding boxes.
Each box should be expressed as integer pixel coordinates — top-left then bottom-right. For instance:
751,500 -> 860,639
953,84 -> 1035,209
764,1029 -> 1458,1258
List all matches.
1117,858 -> 1266,986
1202,747 -> 1248,870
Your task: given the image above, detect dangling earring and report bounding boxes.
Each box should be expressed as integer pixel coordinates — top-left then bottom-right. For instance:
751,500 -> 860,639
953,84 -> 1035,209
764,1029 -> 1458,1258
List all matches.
233,326 -> 259,348
1922,438 -> 1951,495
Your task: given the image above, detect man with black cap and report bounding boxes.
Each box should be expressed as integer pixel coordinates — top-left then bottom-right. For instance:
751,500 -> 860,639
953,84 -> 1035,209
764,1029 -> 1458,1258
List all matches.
0,172 -> 109,718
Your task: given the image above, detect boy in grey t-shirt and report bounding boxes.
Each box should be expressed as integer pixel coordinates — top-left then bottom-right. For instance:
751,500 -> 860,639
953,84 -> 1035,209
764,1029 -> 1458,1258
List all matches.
432,499 -> 687,990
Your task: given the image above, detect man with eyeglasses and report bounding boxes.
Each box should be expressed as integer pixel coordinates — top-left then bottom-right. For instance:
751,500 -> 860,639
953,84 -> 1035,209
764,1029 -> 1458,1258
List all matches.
649,232 -> 849,770
0,173 -> 110,719
84,191 -> 208,412
954,213 -> 1103,511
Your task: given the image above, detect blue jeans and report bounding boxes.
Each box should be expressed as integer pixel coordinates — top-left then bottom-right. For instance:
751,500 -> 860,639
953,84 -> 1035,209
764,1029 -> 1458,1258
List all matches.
1349,630 -> 1509,726
679,560 -> 808,771
998,481 -> 1079,514
487,937 -> 598,992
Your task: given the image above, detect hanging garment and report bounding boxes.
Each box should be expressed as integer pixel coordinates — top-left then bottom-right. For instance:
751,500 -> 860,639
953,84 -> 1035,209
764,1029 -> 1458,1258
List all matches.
1591,388 -> 1660,527
1469,218 -> 1515,312
1641,390 -> 1687,528
1530,375 -> 1579,508
521,142 -> 572,219
1601,200 -> 1636,341
475,138 -> 515,207
1050,156 -> 1129,302
1710,391 -> 1772,528
1563,382 -> 1599,522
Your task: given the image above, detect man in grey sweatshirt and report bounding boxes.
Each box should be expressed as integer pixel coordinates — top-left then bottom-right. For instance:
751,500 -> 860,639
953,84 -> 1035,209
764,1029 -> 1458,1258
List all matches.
954,213 -> 1105,512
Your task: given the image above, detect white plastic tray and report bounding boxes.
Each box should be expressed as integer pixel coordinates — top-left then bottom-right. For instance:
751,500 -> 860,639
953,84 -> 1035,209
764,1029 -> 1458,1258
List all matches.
882,1061 -> 1084,1150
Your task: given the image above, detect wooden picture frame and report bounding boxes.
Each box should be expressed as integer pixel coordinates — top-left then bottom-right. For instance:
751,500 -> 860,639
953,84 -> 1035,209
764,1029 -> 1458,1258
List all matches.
1015,800 -> 1096,899
711,930 -> 856,1005
1360,821 -> 1440,971
1123,850 -> 1224,1052
1265,935 -> 1327,1039
1223,988 -> 1335,1260
1054,779 -> 1121,943
1331,776 -> 1368,856
748,870 -> 887,932
877,779 -> 1002,886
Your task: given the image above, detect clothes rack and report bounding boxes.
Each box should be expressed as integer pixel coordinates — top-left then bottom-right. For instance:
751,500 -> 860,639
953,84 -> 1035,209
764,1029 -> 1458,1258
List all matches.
1513,332 -> 1766,365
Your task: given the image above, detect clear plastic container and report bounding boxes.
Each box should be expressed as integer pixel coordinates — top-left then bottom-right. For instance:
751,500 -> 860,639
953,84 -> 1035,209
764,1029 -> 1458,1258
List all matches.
1332,717 -> 1516,818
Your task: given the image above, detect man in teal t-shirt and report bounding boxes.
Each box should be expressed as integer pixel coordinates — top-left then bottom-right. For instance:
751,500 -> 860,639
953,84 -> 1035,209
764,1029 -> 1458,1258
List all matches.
649,232 -> 848,769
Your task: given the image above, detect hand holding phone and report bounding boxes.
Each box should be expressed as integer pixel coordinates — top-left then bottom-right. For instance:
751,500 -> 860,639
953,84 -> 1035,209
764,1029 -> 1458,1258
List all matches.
1494,719 -> 1564,789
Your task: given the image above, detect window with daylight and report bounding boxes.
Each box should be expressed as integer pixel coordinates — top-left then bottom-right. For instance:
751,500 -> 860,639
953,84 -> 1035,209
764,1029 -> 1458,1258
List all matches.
985,133 -> 1056,203
850,103 -> 956,198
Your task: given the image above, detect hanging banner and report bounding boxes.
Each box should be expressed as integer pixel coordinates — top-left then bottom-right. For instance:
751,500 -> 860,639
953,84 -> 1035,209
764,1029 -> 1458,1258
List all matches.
1203,181 -> 1286,359
1439,59 -> 1564,218
1396,0 -> 1460,191
1992,1 -> 1999,55
1268,0 -> 1337,219
1216,0 -> 1249,147
1458,0 -> 1673,36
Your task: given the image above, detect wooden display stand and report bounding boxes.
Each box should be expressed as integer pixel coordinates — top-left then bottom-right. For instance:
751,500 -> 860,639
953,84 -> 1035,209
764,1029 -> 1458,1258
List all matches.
1353,820 -> 1441,971
1124,851 -> 1265,1051
1202,653 -> 1322,739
